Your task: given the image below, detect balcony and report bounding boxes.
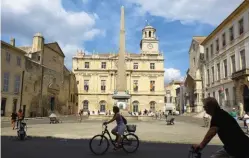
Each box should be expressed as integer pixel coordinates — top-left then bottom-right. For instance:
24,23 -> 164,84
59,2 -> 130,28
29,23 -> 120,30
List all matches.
231,68 -> 249,80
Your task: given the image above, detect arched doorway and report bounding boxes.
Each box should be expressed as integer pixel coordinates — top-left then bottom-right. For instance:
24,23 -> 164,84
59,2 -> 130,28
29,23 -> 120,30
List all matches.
132,101 -> 139,113
83,100 -> 89,112
150,101 -> 156,112
243,85 -> 249,112
99,101 -> 106,113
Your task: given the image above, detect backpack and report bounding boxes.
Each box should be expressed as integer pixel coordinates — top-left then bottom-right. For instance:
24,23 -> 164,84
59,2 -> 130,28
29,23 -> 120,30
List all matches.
121,115 -> 127,125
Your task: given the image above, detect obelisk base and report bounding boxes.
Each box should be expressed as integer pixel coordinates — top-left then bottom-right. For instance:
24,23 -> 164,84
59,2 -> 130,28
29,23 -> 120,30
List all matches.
120,109 -> 130,116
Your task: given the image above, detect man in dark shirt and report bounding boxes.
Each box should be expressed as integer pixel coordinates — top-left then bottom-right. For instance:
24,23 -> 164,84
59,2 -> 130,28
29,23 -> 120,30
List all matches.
193,97 -> 249,158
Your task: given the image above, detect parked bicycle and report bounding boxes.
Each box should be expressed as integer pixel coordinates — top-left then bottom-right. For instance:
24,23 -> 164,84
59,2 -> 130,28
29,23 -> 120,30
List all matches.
17,119 -> 28,140
89,124 -> 139,155
188,146 -> 202,158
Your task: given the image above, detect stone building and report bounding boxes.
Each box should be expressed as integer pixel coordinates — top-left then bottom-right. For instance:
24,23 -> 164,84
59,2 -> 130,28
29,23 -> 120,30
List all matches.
175,83 -> 186,114
185,36 -> 206,113
1,40 -> 26,116
165,80 -> 182,104
201,1 -> 249,114
165,80 -> 183,112
18,33 -> 78,117
72,24 -> 165,114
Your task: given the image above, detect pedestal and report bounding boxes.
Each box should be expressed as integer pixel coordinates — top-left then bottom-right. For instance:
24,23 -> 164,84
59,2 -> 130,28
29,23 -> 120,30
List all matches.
112,91 -> 131,116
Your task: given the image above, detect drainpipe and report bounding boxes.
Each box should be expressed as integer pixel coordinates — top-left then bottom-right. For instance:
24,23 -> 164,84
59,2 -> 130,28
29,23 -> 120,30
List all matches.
20,70 -> 25,109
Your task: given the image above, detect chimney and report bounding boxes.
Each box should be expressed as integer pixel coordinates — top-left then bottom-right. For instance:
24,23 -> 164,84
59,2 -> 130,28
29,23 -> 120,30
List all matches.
10,38 -> 15,47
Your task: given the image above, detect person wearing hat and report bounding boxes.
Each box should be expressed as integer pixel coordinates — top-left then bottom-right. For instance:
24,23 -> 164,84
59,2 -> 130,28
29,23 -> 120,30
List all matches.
229,108 -> 238,120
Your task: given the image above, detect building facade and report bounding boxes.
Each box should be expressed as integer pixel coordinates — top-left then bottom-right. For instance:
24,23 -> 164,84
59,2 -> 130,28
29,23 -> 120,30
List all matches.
1,40 -> 26,116
175,84 -> 186,114
12,33 -> 78,117
165,80 -> 182,105
73,25 -> 165,114
185,37 -> 206,113
201,1 -> 249,114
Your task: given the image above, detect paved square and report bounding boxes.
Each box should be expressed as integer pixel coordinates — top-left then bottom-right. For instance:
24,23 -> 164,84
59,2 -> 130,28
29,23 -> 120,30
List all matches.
1,119 -> 224,158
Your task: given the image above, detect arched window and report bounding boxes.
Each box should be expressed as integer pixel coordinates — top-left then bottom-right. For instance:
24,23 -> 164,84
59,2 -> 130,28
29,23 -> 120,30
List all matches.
83,100 -> 89,112
150,101 -> 156,112
149,31 -> 151,37
132,101 -> 139,113
99,101 -> 106,112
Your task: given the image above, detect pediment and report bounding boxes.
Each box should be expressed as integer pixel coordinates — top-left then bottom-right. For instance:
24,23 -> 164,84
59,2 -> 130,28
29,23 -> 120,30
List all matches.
45,42 -> 65,57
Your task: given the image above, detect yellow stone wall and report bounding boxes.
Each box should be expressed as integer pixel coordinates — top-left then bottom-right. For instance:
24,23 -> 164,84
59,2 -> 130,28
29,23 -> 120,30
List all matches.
1,41 -> 26,116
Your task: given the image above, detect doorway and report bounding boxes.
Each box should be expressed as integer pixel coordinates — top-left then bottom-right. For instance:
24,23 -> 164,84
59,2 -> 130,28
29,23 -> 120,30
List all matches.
1,98 -> 7,116
50,97 -> 55,111
243,85 -> 249,112
13,99 -> 17,112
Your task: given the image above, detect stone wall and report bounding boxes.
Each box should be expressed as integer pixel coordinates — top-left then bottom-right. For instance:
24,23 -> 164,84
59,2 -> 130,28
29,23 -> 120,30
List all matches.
22,58 -> 77,117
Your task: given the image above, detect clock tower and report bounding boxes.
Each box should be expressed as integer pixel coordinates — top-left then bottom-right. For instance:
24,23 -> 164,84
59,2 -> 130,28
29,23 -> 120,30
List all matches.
140,24 -> 159,54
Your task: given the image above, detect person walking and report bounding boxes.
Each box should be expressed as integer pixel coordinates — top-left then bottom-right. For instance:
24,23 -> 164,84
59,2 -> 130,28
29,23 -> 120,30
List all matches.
17,109 -> 24,129
11,112 -> 17,130
193,97 -> 249,158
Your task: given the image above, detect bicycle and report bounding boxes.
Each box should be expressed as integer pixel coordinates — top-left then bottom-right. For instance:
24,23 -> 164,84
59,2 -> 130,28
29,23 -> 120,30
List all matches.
188,146 -> 202,158
89,124 -> 140,155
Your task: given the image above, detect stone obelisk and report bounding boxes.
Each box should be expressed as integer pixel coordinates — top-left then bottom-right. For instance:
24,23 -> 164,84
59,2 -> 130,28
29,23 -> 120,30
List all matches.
116,6 -> 126,91
113,6 -> 130,112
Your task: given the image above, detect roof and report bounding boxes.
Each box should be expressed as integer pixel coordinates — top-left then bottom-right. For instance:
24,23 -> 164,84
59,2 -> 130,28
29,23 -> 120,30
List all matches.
19,42 -> 66,57
201,0 -> 249,45
74,52 -> 144,58
45,42 -> 65,57
1,40 -> 27,54
193,36 -> 206,44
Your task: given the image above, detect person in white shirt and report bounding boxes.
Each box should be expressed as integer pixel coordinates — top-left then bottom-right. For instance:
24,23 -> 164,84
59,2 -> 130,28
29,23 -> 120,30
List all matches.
242,112 -> 249,128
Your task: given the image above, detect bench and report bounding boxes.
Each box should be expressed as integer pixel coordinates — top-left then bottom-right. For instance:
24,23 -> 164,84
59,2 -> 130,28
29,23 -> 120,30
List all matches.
166,118 -> 175,125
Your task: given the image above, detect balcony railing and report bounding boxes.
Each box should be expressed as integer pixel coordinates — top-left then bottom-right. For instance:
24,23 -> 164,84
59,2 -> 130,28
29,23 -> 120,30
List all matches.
231,68 -> 249,80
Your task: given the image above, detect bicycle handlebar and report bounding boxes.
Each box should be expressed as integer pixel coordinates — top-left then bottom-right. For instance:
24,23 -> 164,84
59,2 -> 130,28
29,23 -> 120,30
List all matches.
190,146 -> 202,153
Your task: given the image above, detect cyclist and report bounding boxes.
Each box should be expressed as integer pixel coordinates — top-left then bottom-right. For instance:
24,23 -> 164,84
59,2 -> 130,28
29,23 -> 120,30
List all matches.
103,106 -> 126,150
193,97 -> 249,158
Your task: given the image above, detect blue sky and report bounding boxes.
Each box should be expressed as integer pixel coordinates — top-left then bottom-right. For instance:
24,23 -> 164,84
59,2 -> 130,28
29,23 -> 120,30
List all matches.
1,0 -> 244,83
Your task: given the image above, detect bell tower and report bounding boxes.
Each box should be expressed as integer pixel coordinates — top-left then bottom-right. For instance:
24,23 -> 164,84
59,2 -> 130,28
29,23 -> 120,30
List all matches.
140,23 -> 159,54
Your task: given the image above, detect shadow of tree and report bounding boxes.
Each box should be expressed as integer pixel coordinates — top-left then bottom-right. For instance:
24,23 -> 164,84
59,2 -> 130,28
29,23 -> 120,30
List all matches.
1,136 -> 221,158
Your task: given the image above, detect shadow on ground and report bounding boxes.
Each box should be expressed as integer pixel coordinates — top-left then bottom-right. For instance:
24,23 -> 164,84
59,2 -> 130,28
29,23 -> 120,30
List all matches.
1,136 -> 221,158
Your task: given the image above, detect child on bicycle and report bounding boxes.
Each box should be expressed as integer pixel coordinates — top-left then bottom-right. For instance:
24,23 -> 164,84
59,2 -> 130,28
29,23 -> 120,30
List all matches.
103,106 -> 126,150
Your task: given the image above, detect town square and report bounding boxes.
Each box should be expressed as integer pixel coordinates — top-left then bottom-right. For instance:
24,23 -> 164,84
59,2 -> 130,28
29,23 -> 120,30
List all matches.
1,0 -> 249,157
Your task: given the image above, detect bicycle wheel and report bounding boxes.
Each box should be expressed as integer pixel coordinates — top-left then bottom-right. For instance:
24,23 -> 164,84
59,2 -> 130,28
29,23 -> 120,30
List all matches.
122,133 -> 139,153
89,134 -> 109,155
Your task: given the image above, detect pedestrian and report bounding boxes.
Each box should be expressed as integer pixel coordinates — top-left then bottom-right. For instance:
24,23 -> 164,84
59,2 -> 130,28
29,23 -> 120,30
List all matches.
79,109 -> 83,122
11,112 -> 17,130
17,109 -> 24,129
242,112 -> 249,129
165,111 -> 169,120
193,97 -> 249,158
229,108 -> 238,120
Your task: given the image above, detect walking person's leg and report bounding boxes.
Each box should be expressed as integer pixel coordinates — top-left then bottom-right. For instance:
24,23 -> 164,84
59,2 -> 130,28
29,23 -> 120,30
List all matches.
111,126 -> 118,142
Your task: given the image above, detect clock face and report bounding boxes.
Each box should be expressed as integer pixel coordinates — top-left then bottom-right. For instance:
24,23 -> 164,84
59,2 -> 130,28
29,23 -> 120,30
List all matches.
147,43 -> 153,49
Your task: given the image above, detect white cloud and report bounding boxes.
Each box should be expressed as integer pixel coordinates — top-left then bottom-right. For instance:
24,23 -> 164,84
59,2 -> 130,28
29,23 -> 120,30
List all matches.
125,0 -> 244,26
1,0 -> 105,68
164,68 -> 184,83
